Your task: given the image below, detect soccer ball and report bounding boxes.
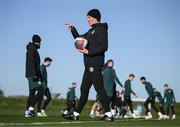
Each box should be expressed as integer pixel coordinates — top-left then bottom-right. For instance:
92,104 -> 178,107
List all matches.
74,37 -> 88,50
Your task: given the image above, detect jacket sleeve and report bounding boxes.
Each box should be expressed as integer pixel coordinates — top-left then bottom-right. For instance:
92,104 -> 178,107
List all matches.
71,27 -> 88,39
112,69 -> 123,87
131,90 -> 136,96
71,27 -> 80,39
172,90 -> 176,103
40,66 -> 46,83
26,50 -> 37,77
88,27 -> 108,56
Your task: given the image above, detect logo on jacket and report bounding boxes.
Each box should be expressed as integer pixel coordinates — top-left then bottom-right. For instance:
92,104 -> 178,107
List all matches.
91,30 -> 95,35
89,67 -> 94,72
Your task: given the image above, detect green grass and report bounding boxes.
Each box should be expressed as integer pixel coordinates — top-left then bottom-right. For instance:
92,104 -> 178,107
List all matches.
0,97 -> 180,127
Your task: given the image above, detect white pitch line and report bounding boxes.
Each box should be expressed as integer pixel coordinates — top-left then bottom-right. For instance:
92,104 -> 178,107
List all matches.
0,119 -> 169,126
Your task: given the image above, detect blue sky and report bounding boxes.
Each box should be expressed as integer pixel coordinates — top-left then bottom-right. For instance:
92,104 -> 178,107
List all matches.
0,0 -> 180,101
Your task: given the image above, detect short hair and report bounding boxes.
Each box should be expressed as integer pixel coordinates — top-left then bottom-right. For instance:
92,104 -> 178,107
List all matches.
140,76 -> 146,81
129,74 -> 135,78
44,57 -> 52,62
164,84 -> 168,87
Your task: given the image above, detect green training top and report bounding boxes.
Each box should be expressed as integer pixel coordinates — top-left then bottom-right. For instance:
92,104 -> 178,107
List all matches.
153,91 -> 164,104
124,79 -> 136,97
40,64 -> 48,89
144,81 -> 154,97
164,88 -> 176,105
103,67 -> 123,97
66,88 -> 76,101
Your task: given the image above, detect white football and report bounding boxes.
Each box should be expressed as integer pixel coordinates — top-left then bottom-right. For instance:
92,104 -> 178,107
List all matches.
74,37 -> 88,49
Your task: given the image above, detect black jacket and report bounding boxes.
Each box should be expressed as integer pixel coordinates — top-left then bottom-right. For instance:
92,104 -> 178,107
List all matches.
25,42 -> 41,78
71,23 -> 108,67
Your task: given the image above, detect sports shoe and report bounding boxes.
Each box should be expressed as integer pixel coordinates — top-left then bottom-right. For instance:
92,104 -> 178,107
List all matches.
41,110 -> 48,117
25,110 -> 30,117
25,110 -> 36,117
100,115 -> 114,122
166,115 -> 170,119
147,112 -> 152,119
145,112 -> 152,120
89,114 -> 95,118
37,112 -> 44,117
158,115 -> 164,120
132,113 -> 137,119
163,115 -> 167,120
62,114 -> 79,120
171,114 -> 176,120
124,115 -> 128,118
145,115 -> 150,120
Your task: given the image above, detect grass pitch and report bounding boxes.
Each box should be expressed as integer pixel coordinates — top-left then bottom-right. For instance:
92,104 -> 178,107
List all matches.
0,97 -> 179,127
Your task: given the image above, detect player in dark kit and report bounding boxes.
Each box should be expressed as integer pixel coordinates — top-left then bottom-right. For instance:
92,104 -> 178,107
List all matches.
153,88 -> 165,117
36,57 -> 53,117
103,59 -> 123,116
140,77 -> 164,120
164,84 -> 176,120
65,9 -> 113,121
123,74 -> 137,118
25,35 -> 44,117
66,83 -> 77,115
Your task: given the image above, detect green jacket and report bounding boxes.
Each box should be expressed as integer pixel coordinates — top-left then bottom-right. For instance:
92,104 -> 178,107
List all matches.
124,79 -> 136,97
164,89 -> 176,105
153,91 -> 164,104
103,67 -> 123,97
144,81 -> 154,97
66,88 -> 76,102
40,64 -> 48,89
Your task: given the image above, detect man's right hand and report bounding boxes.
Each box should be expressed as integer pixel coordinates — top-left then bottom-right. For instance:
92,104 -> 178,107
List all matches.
65,24 -> 74,30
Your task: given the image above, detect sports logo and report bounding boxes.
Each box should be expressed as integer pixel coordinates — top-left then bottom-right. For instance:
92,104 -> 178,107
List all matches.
89,67 -> 94,72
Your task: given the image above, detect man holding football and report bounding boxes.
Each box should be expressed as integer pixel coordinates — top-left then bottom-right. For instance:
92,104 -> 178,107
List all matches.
65,9 -> 113,121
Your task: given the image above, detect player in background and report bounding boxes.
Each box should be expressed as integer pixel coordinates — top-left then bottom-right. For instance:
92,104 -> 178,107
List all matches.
123,74 -> 138,118
153,88 -> 166,118
140,77 -> 164,120
164,84 -> 176,120
36,57 -> 53,117
103,59 -> 123,116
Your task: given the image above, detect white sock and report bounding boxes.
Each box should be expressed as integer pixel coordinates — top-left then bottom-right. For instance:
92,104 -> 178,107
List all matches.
41,110 -> 45,113
73,111 -> 80,117
28,106 -> 34,111
105,111 -> 112,117
90,110 -> 94,115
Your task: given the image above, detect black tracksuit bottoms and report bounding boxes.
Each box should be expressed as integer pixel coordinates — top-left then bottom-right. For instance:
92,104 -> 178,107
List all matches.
124,96 -> 134,114
42,88 -> 52,110
144,96 -> 159,114
75,65 -> 110,114
26,85 -> 44,110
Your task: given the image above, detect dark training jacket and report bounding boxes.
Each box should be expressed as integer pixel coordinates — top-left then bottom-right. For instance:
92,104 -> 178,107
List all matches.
25,42 -> 41,78
71,23 -> 108,66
